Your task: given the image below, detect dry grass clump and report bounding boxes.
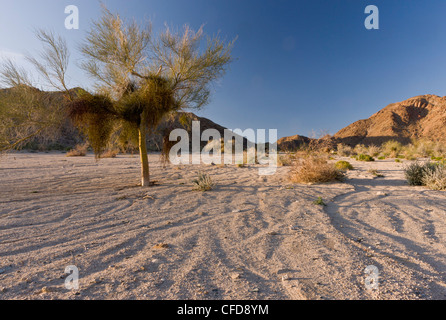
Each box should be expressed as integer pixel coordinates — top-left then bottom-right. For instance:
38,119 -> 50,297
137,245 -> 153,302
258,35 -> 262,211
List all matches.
336,144 -> 354,157
353,144 -> 368,156
381,140 -> 403,158
289,155 -> 345,184
367,144 -> 381,157
278,153 -> 295,166
396,139 -> 446,160
337,143 -> 380,158
368,169 -> 384,177
192,171 -> 215,191
100,149 -> 119,158
66,143 -> 88,157
422,165 -> 446,190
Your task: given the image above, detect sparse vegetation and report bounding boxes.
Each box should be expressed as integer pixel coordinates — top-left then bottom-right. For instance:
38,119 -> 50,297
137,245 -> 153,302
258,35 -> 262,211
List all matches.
192,172 -> 215,191
289,155 -> 345,184
100,149 -> 119,158
422,165 -> 446,190
382,140 -> 403,158
336,143 -> 354,157
356,154 -> 375,162
368,169 -> 384,177
66,143 -> 88,157
367,144 -> 381,157
335,160 -> 353,171
313,197 -> 327,206
278,153 -> 295,166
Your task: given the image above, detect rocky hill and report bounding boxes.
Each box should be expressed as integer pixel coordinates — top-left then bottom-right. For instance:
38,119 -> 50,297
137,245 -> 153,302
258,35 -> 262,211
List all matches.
278,94 -> 446,150
334,94 -> 446,146
276,134 -> 313,151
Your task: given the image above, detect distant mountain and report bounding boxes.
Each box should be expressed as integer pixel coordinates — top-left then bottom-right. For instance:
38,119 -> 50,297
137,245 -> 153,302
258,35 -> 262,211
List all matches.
334,94 -> 446,146
277,94 -> 446,151
276,134 -> 314,151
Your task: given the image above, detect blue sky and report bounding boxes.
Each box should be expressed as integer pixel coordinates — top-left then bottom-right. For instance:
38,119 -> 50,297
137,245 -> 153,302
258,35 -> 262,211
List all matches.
1,0 -> 446,139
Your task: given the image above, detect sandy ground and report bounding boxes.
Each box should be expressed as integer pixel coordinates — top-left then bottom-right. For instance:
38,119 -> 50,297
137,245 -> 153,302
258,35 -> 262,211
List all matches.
0,152 -> 445,300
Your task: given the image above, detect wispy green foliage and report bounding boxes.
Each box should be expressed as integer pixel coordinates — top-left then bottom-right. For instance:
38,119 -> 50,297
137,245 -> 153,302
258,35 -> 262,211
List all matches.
356,154 -> 375,162
0,30 -> 74,153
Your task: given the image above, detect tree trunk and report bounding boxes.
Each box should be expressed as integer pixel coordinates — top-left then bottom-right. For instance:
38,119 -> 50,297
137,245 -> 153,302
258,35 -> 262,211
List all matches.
139,112 -> 150,187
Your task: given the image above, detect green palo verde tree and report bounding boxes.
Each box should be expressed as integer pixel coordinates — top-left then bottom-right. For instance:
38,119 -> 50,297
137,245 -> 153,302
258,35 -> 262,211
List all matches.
69,7 -> 235,186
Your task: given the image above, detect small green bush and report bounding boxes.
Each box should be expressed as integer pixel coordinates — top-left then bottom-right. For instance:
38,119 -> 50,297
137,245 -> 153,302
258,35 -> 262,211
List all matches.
313,197 -> 326,206
356,154 -> 375,162
335,160 -> 354,171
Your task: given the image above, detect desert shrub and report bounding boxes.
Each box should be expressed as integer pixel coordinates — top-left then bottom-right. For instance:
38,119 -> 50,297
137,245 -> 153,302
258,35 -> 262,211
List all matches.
377,156 -> 386,160
417,141 -> 435,157
100,149 -> 119,158
367,144 -> 381,157
336,143 -> 353,157
278,153 -> 295,166
192,171 -> 215,191
356,154 -> 375,162
382,140 -> 403,158
433,142 -> 446,158
404,162 -> 438,186
313,197 -> 326,206
400,139 -> 446,159
401,144 -> 417,160
368,169 -> 384,177
395,159 -> 401,163
354,144 -> 368,156
290,155 -> 345,184
335,160 -> 354,171
403,151 -> 417,160
422,165 -> 446,190
66,143 -> 88,157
